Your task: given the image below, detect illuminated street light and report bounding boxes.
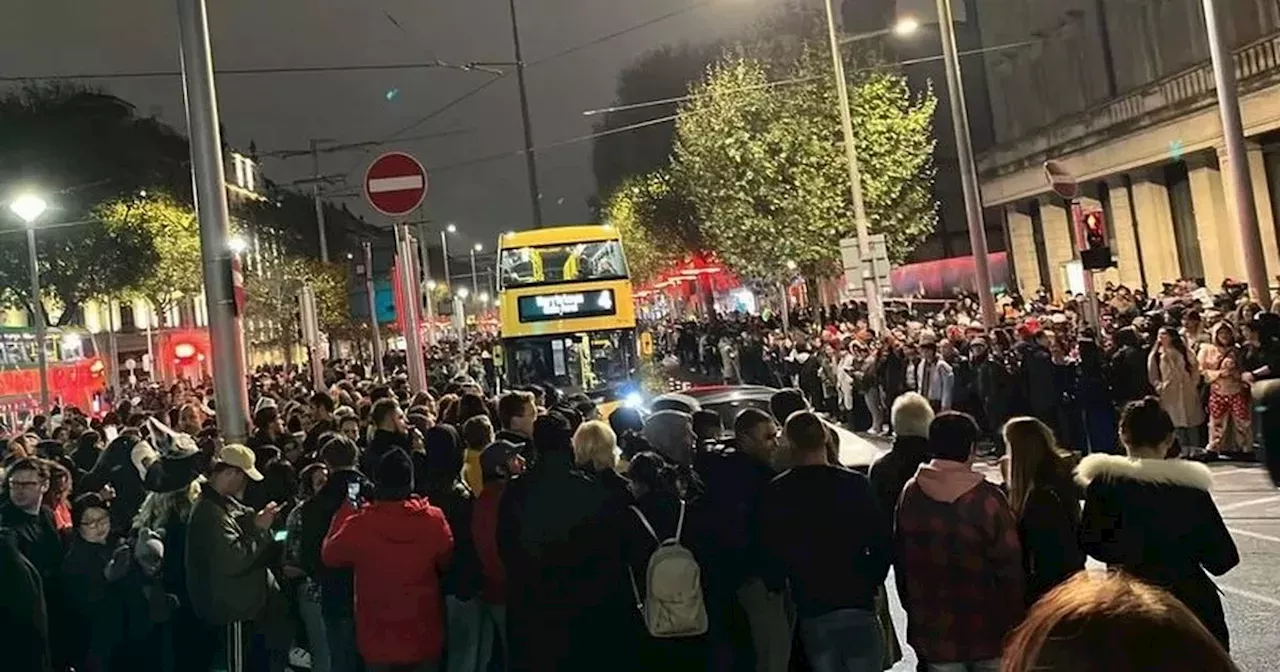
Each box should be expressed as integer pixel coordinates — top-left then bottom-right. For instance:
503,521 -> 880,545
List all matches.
427,279 -> 438,290
456,286 -> 470,299
9,193 -> 48,225
227,235 -> 248,254
479,292 -> 490,304
446,223 -> 457,234
893,16 -> 920,37
473,242 -> 483,252
8,192 -> 51,408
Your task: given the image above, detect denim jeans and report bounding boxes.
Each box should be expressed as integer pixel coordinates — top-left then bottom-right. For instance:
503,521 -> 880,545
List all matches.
926,660 -> 1000,672
297,585 -> 331,672
798,608 -> 882,672
737,578 -> 795,672
478,602 -> 507,672
446,596 -> 483,672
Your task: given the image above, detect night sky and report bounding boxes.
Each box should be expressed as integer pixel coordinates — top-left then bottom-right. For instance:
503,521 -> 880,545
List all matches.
2,0 -> 801,245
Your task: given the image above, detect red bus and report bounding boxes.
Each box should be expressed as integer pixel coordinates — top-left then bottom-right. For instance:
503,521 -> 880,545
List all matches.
0,326 -> 107,418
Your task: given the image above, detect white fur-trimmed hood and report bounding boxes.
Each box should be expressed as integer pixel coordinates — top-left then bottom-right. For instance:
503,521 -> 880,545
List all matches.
1074,454 -> 1213,492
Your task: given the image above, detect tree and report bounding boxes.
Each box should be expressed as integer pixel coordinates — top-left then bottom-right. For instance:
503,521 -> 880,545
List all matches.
243,256 -> 352,354
591,43 -> 721,198
0,83 -> 191,323
672,47 -> 937,280
98,193 -> 201,327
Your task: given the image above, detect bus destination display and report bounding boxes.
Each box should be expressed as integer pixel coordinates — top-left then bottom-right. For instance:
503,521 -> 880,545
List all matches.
517,290 -> 617,323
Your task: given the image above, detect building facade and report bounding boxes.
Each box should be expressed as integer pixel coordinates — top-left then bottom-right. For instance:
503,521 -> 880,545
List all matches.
976,0 -> 1280,299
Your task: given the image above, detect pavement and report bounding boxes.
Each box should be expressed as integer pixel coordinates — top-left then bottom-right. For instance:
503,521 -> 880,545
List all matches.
856,433 -> 1280,671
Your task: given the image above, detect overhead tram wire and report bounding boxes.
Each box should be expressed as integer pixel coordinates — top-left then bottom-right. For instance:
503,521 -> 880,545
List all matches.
317,37 -> 1046,193
0,60 -> 505,82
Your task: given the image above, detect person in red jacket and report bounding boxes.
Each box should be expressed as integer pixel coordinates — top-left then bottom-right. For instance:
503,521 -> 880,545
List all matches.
323,448 -> 454,672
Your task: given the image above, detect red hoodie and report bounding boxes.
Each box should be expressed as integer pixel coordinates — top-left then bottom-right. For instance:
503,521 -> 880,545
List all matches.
322,497 -> 454,665
471,481 -> 507,604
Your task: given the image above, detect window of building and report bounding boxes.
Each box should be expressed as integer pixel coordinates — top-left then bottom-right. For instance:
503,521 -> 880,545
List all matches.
1164,163 -> 1204,280
1029,200 -> 1053,292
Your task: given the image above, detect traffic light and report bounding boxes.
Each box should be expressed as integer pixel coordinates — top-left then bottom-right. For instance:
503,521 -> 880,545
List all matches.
1079,210 -> 1113,270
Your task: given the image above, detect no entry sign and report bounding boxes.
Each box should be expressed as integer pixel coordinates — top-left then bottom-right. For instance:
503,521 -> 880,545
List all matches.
365,152 -> 428,217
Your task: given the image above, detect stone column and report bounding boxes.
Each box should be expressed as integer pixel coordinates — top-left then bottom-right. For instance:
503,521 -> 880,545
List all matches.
1106,178 -> 1146,290
1039,197 -> 1076,301
1129,173 -> 1180,287
1239,142 -> 1280,282
1187,152 -> 1239,287
1005,204 -> 1040,297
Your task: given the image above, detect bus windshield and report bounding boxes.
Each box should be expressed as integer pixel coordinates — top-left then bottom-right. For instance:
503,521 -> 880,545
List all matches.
506,329 -> 636,394
500,240 -> 628,288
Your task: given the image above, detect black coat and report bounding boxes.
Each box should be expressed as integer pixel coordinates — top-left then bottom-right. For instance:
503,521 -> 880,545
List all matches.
0,529 -> 50,671
62,536 -> 122,669
297,467 -> 371,618
1015,341 -> 1057,419
361,429 -> 412,479
693,446 -> 774,592
1076,454 -> 1239,649
422,477 -> 480,600
1017,476 -> 1084,605
867,435 -> 930,530
497,450 -> 631,672
79,433 -> 147,533
1109,345 -> 1153,405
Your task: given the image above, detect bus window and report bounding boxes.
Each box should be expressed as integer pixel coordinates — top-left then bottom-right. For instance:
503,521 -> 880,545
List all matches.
500,240 -> 627,287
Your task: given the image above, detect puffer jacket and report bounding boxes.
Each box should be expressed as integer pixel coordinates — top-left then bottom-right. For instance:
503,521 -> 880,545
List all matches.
322,497 -> 454,665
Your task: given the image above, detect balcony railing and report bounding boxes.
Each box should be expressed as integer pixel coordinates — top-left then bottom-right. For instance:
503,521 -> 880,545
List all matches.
979,30 -> 1280,178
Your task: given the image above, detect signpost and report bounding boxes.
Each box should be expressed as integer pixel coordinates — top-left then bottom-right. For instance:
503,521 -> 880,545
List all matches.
841,235 -> 892,305
365,152 -> 429,392
1043,160 -> 1099,328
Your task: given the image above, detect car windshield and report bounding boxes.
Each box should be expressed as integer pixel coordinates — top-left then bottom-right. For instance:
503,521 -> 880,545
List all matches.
500,240 -> 627,287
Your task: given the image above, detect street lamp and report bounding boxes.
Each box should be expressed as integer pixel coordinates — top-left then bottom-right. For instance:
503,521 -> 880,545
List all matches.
470,243 -> 483,297
9,193 -> 51,409
893,16 -> 920,37
227,235 -> 248,254
440,223 -> 457,289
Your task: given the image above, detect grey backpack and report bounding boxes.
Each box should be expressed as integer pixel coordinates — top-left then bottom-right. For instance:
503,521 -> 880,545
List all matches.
628,501 -> 708,638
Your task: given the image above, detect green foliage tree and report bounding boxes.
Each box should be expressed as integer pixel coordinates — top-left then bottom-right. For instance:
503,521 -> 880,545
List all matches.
0,83 -> 191,323
672,48 -> 937,280
98,193 -> 201,327
243,256 -> 352,354
603,172 -> 699,285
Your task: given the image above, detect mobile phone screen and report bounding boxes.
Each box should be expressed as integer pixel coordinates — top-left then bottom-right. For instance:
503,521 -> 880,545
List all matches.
346,482 -> 360,505
273,529 -> 288,542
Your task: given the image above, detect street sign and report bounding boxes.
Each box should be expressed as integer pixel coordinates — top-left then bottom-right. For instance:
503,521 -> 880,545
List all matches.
1044,160 -> 1079,200
364,152 -> 428,217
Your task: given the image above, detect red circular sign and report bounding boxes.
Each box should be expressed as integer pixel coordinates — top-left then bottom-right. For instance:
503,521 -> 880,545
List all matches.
364,152 -> 428,217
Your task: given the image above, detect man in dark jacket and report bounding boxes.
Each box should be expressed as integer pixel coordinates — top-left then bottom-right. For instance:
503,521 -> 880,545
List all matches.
303,390 -> 337,457
0,527 -> 49,671
759,411 -> 891,672
77,427 -> 153,533
867,393 -> 935,528
296,435 -> 371,672
1014,327 -> 1057,429
497,413 -> 629,672
247,404 -> 286,453
360,398 -> 411,477
185,444 -> 288,672
495,390 -> 536,458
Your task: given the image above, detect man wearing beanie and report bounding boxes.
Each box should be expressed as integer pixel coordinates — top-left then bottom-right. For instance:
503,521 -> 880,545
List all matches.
323,448 -> 454,671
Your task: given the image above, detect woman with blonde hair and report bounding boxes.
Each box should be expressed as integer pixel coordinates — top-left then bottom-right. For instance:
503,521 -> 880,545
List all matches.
1002,417 -> 1084,605
572,420 -> 632,509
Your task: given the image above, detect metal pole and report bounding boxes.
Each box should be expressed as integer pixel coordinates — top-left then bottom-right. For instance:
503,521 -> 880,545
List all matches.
299,285 -> 325,391
26,228 -> 49,409
1203,0 -> 1271,307
470,249 -> 480,297
176,0 -> 250,442
822,0 -> 885,334
107,299 -> 121,393
440,230 -> 453,289
395,224 -> 428,392
507,0 -> 543,227
362,241 -> 386,380
935,0 -> 998,326
416,221 -> 437,346
311,139 -> 330,263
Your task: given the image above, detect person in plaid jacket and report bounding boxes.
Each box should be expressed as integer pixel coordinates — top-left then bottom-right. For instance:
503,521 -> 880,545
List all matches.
894,412 -> 1025,672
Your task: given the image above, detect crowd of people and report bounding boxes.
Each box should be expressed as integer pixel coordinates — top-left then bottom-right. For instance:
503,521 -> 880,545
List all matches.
0,346 -> 1253,672
654,279 -> 1280,458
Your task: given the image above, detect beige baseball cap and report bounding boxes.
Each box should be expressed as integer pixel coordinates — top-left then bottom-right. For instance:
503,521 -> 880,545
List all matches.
216,443 -> 264,481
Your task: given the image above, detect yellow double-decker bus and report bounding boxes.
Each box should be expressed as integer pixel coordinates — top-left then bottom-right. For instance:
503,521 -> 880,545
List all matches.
496,224 -> 638,408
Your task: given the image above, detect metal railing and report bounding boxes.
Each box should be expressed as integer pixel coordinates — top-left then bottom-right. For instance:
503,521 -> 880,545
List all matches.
979,30 -> 1280,176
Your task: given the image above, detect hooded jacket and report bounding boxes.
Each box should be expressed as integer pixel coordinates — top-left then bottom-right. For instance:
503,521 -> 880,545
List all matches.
894,459 -> 1023,664
1076,454 -> 1238,649
322,497 -> 454,665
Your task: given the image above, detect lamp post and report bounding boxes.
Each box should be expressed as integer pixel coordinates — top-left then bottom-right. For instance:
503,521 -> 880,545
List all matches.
471,243 -> 483,297
821,3 -> 921,334
455,287 -> 470,343
441,223 -> 456,290
9,194 -> 50,409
